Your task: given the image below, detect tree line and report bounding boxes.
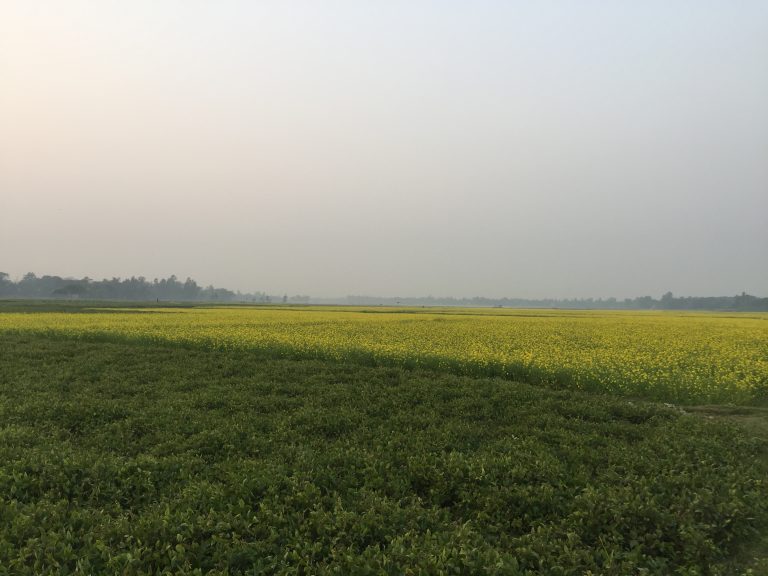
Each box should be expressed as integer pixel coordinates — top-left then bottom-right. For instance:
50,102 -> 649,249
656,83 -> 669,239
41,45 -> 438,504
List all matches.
0,272 -> 269,302
1,272 -> 765,310
340,291 -> 768,311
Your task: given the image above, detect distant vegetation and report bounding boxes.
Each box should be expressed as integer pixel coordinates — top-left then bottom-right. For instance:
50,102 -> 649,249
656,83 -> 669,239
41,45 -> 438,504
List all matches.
1,271 -> 766,310
342,291 -> 768,311
0,272 -> 272,303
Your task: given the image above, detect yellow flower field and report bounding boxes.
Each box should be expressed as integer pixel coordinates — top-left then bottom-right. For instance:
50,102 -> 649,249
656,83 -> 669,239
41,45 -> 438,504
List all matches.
2,306 -> 766,404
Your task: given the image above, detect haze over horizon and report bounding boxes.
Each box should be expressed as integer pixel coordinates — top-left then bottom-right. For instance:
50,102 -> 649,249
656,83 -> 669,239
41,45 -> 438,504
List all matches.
2,1 -> 767,299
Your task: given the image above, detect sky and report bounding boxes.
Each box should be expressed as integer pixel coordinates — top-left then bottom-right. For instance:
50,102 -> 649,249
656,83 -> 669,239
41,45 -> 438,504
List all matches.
1,1 -> 766,299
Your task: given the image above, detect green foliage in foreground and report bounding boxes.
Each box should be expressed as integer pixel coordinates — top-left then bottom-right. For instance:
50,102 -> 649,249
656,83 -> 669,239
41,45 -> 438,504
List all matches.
1,334 -> 767,575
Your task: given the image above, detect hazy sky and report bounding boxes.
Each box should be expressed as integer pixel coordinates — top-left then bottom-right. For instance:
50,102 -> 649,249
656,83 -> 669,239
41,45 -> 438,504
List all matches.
2,1 -> 766,298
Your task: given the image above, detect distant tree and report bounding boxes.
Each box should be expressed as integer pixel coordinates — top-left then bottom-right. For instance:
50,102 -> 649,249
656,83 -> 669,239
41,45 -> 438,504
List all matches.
52,283 -> 87,298
660,291 -> 675,309
0,272 -> 14,296
183,277 -> 199,300
635,296 -> 656,309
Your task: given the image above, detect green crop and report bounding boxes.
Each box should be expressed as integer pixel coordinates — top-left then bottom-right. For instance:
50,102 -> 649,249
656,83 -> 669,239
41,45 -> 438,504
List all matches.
1,332 -> 767,574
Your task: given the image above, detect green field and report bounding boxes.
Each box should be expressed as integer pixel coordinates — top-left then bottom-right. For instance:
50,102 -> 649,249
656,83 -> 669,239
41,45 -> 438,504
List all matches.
1,302 -> 767,574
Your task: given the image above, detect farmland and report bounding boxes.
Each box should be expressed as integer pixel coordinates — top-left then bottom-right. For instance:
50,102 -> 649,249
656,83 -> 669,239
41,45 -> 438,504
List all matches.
1,303 -> 767,574
1,305 -> 766,404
